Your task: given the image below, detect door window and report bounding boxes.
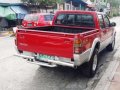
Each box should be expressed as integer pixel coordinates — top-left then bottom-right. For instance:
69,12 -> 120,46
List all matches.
98,15 -> 105,29
104,15 -> 110,27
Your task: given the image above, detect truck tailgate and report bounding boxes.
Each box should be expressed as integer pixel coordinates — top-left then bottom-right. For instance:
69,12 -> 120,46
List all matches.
17,30 -> 75,58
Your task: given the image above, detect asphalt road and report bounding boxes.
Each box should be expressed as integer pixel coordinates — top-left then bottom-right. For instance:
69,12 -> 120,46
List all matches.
0,17 -> 120,90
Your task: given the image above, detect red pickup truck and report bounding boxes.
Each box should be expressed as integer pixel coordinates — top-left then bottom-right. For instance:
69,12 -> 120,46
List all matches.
15,11 -> 116,77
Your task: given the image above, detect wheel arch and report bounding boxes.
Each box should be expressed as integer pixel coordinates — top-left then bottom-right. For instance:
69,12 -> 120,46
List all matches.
88,38 -> 100,61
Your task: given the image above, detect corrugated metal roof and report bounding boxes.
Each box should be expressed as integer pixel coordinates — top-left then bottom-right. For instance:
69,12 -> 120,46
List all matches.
11,6 -> 28,19
0,6 -> 16,20
0,0 -> 21,3
0,3 -> 24,6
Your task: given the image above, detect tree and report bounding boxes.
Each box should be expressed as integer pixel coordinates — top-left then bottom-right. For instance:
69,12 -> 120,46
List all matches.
22,0 -> 62,13
107,0 -> 120,16
108,0 -> 120,8
21,0 -> 37,3
21,0 -> 57,6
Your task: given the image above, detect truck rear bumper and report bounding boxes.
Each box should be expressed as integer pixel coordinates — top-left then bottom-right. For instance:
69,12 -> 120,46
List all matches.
74,48 -> 91,66
15,47 -> 91,68
15,54 -> 74,68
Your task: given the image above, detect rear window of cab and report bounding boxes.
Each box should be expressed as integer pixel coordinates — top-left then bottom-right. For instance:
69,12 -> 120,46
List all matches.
24,14 -> 54,21
55,14 -> 95,27
24,15 -> 39,21
44,15 -> 54,21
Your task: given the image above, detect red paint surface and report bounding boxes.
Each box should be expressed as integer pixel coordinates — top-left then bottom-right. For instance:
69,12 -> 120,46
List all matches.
22,13 -> 53,28
16,11 -> 115,58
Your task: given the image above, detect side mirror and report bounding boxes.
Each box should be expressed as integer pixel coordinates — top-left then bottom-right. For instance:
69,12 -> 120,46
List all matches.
110,22 -> 116,27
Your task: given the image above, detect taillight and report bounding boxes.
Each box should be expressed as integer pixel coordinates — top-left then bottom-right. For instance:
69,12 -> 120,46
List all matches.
34,23 -> 37,26
23,23 -> 26,27
74,36 -> 82,54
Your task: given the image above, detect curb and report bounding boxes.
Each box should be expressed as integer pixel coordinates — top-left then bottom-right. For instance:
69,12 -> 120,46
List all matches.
94,48 -> 120,90
0,31 -> 14,37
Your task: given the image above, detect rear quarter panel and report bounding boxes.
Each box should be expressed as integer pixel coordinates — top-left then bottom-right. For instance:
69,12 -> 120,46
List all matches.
80,29 -> 100,52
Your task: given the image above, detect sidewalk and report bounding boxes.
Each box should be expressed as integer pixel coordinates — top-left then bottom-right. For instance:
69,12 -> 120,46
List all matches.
0,31 -> 14,37
94,16 -> 120,90
94,51 -> 120,90
108,64 -> 120,90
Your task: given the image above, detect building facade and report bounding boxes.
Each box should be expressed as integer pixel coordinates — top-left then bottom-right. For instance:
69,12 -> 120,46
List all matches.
57,0 -> 88,10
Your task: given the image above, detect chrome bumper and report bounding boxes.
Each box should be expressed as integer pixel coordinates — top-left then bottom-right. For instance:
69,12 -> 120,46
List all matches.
15,54 -> 34,59
74,48 -> 91,66
15,54 -> 74,68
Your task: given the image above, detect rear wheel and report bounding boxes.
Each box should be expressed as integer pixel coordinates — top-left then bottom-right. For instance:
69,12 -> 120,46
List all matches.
106,37 -> 115,51
81,48 -> 98,78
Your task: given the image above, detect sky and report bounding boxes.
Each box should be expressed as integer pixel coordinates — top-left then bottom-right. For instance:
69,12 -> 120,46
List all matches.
0,0 -> 21,3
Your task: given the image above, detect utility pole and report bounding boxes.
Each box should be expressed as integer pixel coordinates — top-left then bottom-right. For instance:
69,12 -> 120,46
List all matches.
70,1 -> 72,10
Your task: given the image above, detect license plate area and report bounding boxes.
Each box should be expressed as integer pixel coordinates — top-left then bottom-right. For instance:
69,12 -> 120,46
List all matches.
36,54 -> 55,61
28,23 -> 32,26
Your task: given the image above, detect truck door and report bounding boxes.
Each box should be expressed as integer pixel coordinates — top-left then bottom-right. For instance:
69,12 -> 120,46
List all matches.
103,15 -> 113,42
98,14 -> 108,50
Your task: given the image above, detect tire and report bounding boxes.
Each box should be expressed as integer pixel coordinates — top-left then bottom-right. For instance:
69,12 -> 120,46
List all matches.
81,48 -> 98,78
106,37 -> 115,51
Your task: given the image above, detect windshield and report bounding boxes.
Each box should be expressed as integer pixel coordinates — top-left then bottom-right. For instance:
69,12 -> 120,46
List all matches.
24,15 -> 39,21
55,14 -> 95,27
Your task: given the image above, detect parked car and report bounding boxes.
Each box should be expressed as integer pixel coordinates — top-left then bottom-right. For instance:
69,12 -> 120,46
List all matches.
22,13 -> 54,28
15,11 -> 116,77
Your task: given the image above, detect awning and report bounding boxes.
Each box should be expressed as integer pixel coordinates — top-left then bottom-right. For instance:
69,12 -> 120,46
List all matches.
5,7 -> 16,20
0,6 -> 16,20
11,6 -> 28,19
0,6 -> 5,17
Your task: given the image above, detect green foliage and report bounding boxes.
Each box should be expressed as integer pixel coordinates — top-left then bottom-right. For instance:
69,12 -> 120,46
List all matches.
91,0 -> 94,2
21,0 -> 59,8
21,0 -> 59,5
21,0 -> 37,3
108,0 -> 120,8
107,0 -> 120,17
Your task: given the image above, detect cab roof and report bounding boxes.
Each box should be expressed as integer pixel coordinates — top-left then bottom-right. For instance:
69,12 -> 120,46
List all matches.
56,10 -> 97,14
56,10 -> 105,15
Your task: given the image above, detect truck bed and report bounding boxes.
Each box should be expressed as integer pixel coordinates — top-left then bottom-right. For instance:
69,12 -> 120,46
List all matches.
23,26 -> 94,34
17,26 -> 96,58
